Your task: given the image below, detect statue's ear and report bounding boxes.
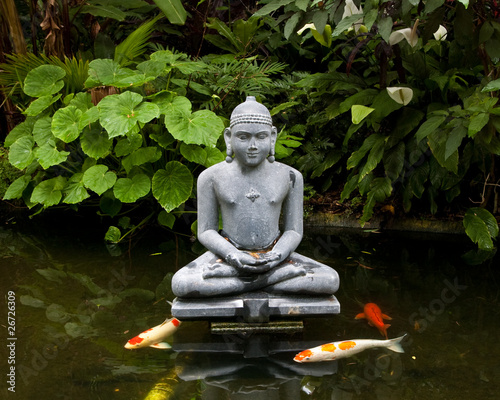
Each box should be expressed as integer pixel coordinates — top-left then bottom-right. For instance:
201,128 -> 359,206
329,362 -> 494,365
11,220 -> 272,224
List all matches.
271,126 -> 277,146
224,128 -> 231,146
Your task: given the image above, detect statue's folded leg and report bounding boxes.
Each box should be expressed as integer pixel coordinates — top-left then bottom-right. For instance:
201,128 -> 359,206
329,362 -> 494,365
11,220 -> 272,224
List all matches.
266,252 -> 339,295
172,251 -> 311,298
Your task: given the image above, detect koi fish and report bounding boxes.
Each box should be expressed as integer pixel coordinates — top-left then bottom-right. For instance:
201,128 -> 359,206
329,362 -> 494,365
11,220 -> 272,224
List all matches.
293,335 -> 406,363
124,317 -> 181,350
355,303 -> 392,339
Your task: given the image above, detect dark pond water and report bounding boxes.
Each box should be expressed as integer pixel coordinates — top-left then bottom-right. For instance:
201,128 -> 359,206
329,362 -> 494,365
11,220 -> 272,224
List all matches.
1,215 -> 499,399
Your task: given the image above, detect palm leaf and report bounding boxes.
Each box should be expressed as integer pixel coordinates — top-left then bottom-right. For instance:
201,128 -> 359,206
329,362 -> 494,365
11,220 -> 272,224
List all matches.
0,54 -> 89,101
114,14 -> 163,67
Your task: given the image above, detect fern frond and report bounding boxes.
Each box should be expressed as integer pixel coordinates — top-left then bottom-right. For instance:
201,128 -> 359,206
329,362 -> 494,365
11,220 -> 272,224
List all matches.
115,14 -> 163,67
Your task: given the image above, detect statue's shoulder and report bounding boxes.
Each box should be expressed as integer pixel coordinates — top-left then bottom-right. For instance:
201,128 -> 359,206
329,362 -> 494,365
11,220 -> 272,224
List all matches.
274,162 -> 303,181
198,161 -> 229,183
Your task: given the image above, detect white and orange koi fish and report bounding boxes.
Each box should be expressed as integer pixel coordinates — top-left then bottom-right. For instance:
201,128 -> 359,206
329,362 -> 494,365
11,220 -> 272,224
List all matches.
124,317 -> 181,350
294,335 -> 406,363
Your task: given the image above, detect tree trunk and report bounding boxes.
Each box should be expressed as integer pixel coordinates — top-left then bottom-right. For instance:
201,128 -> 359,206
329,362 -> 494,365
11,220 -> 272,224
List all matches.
0,0 -> 27,54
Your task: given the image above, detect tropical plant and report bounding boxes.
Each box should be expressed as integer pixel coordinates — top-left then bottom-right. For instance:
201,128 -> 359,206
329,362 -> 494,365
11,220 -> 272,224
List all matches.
253,0 -> 499,251
1,14 -> 298,242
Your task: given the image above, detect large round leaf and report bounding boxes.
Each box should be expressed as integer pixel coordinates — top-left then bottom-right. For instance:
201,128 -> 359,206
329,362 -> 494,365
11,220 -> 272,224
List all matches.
63,173 -> 90,204
204,147 -> 225,167
80,126 -> 113,159
180,143 -> 207,165
52,106 -> 83,143
33,116 -> 54,145
87,59 -> 132,86
31,176 -> 67,207
24,65 -> 66,97
24,94 -> 61,117
113,174 -> 151,203
122,146 -> 162,173
83,165 -> 117,195
9,136 -> 36,170
3,175 -> 30,200
35,140 -> 70,169
4,118 -> 36,147
165,107 -> 223,147
152,161 -> 193,212
98,91 -> 160,138
79,107 -> 100,130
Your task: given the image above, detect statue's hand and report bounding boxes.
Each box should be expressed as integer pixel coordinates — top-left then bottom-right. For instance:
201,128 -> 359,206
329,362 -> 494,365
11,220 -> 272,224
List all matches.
226,251 -> 279,273
258,251 -> 283,269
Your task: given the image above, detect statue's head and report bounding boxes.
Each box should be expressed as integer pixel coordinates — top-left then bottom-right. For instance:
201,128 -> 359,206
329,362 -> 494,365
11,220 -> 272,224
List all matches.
224,96 -> 277,165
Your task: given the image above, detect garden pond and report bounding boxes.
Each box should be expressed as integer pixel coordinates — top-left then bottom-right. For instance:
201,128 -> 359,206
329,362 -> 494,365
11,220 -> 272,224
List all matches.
1,215 -> 499,399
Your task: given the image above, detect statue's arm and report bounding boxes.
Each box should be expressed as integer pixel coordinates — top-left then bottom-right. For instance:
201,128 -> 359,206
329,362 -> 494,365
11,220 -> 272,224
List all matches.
269,168 -> 304,262
196,169 -> 233,256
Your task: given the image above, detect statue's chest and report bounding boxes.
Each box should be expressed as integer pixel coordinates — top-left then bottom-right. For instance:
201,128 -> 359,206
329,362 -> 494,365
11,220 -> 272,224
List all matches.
215,179 -> 287,207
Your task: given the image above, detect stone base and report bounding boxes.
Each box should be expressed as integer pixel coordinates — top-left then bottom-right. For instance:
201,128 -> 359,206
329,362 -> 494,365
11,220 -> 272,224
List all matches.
171,292 -> 340,323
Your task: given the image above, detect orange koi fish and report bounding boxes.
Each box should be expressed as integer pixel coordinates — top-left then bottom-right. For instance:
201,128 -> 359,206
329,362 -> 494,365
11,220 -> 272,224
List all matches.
124,317 -> 181,350
294,335 -> 406,363
355,303 -> 392,339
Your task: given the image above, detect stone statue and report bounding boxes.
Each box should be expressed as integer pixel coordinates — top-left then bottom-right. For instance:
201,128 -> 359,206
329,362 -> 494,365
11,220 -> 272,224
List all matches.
171,97 -> 339,301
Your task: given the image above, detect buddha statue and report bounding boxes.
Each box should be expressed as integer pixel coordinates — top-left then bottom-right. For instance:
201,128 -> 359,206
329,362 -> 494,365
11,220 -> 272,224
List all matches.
171,97 -> 339,302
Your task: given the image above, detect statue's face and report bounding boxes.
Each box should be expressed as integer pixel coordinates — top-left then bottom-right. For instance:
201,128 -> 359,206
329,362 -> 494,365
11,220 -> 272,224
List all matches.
230,123 -> 274,167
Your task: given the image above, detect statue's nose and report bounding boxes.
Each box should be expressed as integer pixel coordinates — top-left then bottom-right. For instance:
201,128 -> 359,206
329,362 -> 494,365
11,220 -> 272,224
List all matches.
248,139 -> 257,149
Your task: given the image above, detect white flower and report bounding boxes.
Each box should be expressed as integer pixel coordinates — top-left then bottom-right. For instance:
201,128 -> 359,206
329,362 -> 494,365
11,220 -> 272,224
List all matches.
386,87 -> 413,106
297,23 -> 316,35
342,0 -> 363,32
389,28 -> 418,47
433,25 -> 447,41
389,20 -> 419,48
343,0 -> 363,18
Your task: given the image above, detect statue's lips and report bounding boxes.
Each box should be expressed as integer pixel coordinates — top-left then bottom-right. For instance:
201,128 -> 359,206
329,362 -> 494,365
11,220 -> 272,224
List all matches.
246,152 -> 258,158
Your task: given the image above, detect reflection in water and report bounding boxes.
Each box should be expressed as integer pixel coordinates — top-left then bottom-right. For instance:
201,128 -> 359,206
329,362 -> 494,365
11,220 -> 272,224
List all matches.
1,222 -> 500,399
174,332 -> 338,399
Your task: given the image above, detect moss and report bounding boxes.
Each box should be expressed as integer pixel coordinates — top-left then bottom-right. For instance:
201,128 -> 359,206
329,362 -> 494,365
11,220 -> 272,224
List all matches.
0,146 -> 23,198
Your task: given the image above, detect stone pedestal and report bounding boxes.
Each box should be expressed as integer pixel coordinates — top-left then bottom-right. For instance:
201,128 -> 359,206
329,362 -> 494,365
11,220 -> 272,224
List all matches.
171,292 -> 340,323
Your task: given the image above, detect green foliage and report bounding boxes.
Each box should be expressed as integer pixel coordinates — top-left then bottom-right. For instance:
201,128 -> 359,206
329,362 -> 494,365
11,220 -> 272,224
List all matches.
463,208 -> 499,250
254,0 -> 499,249
1,51 -> 221,234
2,13 -> 297,238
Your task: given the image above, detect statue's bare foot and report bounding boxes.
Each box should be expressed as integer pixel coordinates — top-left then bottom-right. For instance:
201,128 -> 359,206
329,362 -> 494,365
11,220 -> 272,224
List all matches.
242,262 -> 306,291
203,263 -> 239,278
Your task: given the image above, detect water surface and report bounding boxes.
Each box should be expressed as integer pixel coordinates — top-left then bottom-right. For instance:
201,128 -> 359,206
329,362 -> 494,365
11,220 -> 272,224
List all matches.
1,217 -> 499,399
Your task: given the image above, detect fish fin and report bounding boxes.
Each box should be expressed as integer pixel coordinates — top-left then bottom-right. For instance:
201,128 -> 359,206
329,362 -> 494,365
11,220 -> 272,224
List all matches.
386,335 -> 406,353
355,313 -> 366,319
382,313 -> 392,320
149,342 -> 172,349
379,324 -> 391,339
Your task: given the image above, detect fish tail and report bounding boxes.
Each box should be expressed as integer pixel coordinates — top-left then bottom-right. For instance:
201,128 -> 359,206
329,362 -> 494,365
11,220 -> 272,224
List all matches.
385,335 -> 406,353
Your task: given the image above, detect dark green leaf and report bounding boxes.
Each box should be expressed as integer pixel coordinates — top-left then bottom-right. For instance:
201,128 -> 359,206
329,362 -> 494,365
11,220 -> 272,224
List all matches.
3,175 -> 30,200
415,115 -> 446,142
463,208 -> 497,250
63,173 -> 90,204
83,165 -> 117,195
80,125 -> 113,159
31,176 -> 67,207
152,0 -> 187,25
113,174 -> 151,203
35,140 -> 70,169
152,161 -> 193,212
